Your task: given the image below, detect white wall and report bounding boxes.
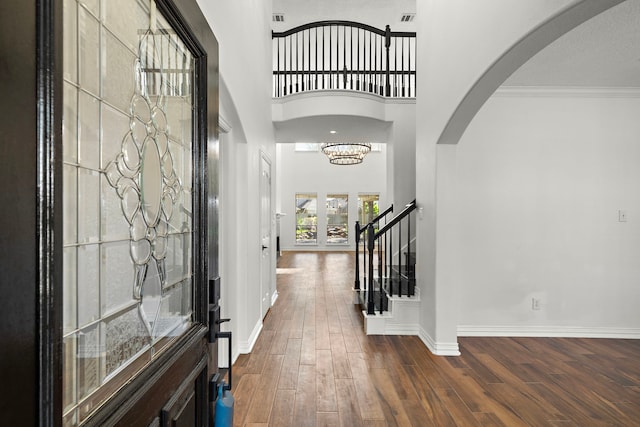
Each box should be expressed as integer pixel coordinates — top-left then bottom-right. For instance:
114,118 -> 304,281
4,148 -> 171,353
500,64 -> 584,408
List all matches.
197,0 -> 275,360
278,143 -> 388,250
414,0 -> 619,355
386,102 -> 416,210
455,91 -> 640,336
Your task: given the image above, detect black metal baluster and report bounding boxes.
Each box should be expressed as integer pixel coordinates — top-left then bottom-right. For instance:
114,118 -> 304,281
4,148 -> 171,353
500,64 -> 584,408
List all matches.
374,33 -> 378,94
288,35 -> 292,94
355,221 -> 360,290
368,31 -> 372,92
357,28 -> 360,91
385,25 -> 391,96
394,36 -> 398,97
329,25 -> 332,89
408,210 -> 414,296
398,219 -> 402,296
408,36 -> 412,97
307,28 -> 311,91
401,36 -> 405,97
322,26 -> 325,89
389,224 -> 393,296
378,233 -> 383,314
350,26 -> 354,89
367,224 -> 375,315
301,30 -> 305,91
276,36 -> 280,97
343,25 -> 347,89
315,27 -> 318,90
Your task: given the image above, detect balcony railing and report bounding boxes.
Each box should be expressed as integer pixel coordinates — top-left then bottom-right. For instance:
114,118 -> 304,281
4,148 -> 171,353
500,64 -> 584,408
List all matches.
273,21 -> 416,98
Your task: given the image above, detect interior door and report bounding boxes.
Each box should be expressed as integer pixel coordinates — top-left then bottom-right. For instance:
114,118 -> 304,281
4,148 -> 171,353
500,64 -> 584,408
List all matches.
260,154 -> 273,318
0,0 -> 219,425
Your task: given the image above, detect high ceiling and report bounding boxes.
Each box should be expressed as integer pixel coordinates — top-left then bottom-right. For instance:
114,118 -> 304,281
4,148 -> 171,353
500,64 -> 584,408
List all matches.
272,0 -> 416,33
272,0 -> 640,88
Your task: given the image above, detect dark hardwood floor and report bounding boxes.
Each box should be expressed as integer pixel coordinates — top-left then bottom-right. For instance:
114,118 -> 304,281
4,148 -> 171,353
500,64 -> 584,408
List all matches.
231,251 -> 640,426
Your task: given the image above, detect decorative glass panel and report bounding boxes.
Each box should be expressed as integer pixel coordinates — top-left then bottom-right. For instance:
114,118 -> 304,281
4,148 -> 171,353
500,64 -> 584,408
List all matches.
296,193 -> 317,243
63,82 -> 78,163
77,244 -> 99,326
77,167 -> 100,243
62,0 -> 196,423
78,90 -> 100,169
326,194 -> 348,244
63,0 -> 78,84
78,7 -> 100,96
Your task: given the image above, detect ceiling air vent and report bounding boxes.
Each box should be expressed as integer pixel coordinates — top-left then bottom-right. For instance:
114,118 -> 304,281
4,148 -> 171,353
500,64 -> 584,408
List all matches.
400,13 -> 415,22
273,13 -> 285,22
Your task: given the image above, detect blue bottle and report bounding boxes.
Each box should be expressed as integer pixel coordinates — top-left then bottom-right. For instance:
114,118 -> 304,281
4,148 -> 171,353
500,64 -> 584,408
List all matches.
214,382 -> 234,427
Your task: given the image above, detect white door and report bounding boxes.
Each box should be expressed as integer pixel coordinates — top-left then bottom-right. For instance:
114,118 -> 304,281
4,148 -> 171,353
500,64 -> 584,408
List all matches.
260,154 -> 272,318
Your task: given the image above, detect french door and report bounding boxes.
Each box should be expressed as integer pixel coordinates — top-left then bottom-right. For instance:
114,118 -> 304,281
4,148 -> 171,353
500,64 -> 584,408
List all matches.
0,0 -> 220,425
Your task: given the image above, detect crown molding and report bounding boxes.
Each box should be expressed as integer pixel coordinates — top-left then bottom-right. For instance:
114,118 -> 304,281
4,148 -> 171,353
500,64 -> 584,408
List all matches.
495,86 -> 640,98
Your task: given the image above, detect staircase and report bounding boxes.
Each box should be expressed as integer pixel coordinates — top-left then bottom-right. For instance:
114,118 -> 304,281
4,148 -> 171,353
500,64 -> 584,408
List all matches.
354,200 -> 420,335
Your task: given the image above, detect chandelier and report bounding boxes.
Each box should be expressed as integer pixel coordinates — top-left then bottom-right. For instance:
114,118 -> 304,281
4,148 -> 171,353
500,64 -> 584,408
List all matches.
320,142 -> 372,165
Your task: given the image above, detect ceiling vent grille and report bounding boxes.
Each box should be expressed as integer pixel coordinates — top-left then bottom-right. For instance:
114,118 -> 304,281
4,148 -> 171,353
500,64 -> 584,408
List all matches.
273,13 -> 285,22
400,13 -> 415,22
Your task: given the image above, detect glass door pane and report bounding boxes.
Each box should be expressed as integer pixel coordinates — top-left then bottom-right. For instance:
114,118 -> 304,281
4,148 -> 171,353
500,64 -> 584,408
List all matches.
62,0 -> 195,422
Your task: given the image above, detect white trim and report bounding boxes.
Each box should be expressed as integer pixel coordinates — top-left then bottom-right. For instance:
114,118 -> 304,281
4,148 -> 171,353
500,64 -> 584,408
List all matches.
418,327 -> 461,356
271,290 -> 279,306
495,86 -> 640,99
272,89 -> 416,105
457,325 -> 640,339
238,320 -> 263,354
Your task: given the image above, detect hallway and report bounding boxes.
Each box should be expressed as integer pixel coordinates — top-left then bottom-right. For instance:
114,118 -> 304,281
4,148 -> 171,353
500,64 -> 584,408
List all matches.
231,251 -> 640,426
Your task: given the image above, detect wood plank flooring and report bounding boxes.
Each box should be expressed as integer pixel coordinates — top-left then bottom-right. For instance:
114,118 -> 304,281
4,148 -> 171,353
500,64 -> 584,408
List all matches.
231,251 -> 640,426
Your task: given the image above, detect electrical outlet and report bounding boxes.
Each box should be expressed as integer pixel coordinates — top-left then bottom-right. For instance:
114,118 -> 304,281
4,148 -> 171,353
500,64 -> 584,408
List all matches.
532,298 -> 541,311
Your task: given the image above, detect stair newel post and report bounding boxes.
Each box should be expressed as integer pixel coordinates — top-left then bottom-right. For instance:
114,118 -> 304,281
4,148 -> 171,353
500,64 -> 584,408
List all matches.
367,223 -> 375,315
354,221 -> 360,290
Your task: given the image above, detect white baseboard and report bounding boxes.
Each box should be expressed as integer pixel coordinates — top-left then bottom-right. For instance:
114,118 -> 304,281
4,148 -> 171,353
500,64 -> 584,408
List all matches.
419,327 -> 460,356
457,325 -> 640,339
238,319 -> 263,354
271,290 -> 279,306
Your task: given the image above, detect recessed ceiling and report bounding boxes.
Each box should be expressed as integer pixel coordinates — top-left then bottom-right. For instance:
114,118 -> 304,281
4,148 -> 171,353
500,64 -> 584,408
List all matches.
274,115 -> 391,144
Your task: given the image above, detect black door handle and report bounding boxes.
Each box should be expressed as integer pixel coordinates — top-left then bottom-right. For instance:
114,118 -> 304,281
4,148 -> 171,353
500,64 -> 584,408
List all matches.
262,245 -> 268,250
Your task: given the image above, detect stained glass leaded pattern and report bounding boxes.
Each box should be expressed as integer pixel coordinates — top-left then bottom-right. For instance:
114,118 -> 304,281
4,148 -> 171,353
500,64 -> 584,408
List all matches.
62,0 -> 195,424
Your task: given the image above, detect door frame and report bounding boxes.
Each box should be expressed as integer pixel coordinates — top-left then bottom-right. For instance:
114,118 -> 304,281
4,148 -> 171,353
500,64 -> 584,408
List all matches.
259,151 -> 274,319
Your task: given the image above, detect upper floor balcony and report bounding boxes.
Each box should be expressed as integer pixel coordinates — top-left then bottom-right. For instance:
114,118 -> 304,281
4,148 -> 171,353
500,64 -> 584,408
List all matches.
272,21 -> 416,99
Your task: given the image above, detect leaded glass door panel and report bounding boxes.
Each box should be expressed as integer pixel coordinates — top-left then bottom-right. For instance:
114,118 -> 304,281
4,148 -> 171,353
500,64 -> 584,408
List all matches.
61,0 -> 218,425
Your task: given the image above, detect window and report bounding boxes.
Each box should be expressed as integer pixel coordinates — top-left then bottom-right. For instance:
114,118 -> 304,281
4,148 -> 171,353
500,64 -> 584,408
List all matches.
326,194 -> 348,244
296,193 -> 317,243
358,194 -> 379,226
294,142 -> 319,151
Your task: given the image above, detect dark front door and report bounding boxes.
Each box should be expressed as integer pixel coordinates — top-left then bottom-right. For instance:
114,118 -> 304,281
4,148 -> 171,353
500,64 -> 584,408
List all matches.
0,0 -> 219,425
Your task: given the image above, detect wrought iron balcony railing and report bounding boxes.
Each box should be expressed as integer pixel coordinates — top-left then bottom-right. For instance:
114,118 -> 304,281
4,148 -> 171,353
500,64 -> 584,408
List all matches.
273,21 -> 416,98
